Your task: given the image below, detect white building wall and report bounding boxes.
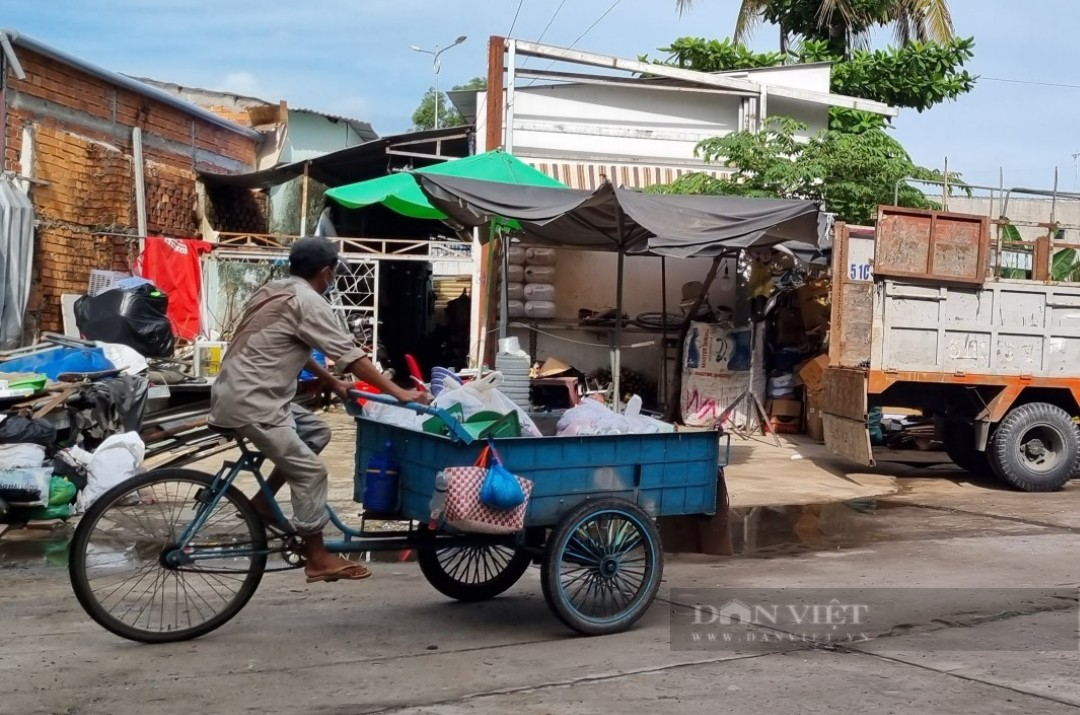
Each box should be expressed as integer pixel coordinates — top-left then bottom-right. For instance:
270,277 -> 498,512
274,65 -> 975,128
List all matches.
471,64 -> 833,376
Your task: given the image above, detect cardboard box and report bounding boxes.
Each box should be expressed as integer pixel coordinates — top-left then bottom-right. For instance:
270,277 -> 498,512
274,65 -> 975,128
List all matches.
797,354 -> 830,394
767,398 -> 802,418
796,283 -> 830,332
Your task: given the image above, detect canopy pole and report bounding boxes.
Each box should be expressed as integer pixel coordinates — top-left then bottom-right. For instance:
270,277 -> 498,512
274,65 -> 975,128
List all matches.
613,204 -> 626,411
499,231 -> 509,342
660,256 -> 668,411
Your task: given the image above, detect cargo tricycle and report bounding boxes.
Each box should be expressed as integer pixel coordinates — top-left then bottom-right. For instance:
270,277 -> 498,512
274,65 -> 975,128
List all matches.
68,392 -> 728,643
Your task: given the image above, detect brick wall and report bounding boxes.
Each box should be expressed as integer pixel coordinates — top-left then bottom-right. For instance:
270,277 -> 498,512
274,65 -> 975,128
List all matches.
3,46 -> 259,335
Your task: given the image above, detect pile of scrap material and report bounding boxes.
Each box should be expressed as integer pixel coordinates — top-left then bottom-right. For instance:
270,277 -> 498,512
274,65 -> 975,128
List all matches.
880,413 -> 940,451
0,335 -> 155,525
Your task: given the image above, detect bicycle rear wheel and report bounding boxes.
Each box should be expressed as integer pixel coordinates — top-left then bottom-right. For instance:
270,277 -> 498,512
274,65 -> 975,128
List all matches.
69,468 -> 268,643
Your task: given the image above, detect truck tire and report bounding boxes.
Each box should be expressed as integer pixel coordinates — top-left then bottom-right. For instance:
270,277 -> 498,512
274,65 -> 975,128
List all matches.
988,403 -> 1080,492
943,421 -> 991,476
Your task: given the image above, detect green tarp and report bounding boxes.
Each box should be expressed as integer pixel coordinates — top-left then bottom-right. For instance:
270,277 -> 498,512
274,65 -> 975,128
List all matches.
324,149 -> 564,220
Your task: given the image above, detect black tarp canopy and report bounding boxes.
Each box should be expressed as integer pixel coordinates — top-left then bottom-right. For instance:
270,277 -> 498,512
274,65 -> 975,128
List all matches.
415,174 -> 827,409
416,174 -> 827,257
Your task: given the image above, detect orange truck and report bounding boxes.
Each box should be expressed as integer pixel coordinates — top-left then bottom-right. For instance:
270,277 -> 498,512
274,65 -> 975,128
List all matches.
823,201 -> 1080,492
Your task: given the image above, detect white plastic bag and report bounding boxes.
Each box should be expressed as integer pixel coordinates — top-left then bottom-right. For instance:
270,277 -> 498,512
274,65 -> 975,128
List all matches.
440,373 -> 542,438
96,341 -> 149,375
0,466 -> 52,506
361,400 -> 425,430
76,432 -> 146,513
0,443 -> 46,470
556,395 -> 675,436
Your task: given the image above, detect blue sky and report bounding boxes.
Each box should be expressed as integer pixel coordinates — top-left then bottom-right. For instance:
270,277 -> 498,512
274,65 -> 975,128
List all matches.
2,0 -> 1077,188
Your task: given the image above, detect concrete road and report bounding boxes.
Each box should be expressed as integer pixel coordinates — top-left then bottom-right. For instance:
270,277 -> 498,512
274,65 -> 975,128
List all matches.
4,496 -> 1080,715
4,412 -> 1080,715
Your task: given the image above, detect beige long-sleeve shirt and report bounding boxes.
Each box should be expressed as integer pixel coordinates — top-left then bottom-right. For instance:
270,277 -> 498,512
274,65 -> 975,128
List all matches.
209,276 -> 366,428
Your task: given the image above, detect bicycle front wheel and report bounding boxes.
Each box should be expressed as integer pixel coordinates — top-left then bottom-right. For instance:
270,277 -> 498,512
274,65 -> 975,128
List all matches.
69,468 -> 268,643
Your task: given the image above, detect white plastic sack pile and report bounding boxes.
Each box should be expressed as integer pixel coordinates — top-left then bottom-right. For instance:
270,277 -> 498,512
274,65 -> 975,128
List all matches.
0,443 -> 46,469
556,395 -> 675,437
75,432 -> 146,513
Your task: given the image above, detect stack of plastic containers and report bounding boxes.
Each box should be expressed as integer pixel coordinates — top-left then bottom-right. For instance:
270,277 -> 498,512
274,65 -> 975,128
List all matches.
523,247 -> 557,319
506,245 -> 526,318
495,337 -> 532,410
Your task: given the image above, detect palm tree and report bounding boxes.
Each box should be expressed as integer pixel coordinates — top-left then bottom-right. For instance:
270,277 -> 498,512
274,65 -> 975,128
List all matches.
675,0 -> 954,55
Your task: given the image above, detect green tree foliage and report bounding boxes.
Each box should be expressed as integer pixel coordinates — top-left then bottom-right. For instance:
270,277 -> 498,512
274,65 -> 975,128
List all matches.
649,36 -> 975,119
676,0 -> 954,57
647,118 -> 955,225
411,77 -> 487,131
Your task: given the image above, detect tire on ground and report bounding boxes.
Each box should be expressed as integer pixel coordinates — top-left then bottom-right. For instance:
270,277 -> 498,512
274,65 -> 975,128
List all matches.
943,420 -> 991,476
988,402 -> 1080,492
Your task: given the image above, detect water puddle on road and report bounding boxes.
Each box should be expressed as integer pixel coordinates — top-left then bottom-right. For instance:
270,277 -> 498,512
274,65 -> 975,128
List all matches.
0,527 -> 73,569
729,499 -> 879,557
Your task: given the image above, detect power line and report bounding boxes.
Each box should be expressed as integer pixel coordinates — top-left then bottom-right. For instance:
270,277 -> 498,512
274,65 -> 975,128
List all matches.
534,0 -> 567,45
519,0 -> 567,69
568,0 -> 622,48
982,76 -> 1080,90
526,0 -> 624,86
508,0 -> 526,37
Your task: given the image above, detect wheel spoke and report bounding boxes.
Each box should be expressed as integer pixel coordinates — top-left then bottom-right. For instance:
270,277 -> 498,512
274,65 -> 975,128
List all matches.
73,473 -> 265,640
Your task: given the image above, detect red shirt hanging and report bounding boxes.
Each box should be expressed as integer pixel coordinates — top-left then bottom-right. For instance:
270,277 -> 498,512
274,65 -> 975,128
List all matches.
135,237 -> 212,341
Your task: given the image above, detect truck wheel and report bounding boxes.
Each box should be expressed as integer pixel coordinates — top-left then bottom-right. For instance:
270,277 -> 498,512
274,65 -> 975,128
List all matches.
988,403 -> 1080,492
943,421 -> 991,476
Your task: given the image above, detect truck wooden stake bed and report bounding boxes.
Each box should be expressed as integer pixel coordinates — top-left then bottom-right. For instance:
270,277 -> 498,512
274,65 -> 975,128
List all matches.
824,200 -> 1080,492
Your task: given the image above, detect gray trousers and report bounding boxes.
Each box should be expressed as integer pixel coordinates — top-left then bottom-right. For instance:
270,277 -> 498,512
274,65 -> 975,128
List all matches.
234,403 -> 333,534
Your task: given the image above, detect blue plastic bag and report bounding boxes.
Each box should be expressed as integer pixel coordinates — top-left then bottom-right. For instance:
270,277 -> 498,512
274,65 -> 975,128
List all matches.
479,446 -> 526,510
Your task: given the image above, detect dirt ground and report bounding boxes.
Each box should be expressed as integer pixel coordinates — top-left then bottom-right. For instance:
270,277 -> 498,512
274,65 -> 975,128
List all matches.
3,410 -> 1080,715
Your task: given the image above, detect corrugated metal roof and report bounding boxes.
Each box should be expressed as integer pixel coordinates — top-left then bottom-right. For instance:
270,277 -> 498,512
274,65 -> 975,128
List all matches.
289,107 -> 378,142
1,29 -> 261,141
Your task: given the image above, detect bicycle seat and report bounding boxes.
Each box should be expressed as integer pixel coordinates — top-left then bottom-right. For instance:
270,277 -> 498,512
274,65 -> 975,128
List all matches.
206,423 -> 240,439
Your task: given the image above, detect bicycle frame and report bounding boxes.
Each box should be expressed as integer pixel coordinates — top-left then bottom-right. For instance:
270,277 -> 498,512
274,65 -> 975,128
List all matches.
167,438 -> 519,568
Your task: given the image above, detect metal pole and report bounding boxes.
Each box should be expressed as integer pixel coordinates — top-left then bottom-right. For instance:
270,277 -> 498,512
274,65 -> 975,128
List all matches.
499,233 -> 509,341
434,48 -> 441,130
505,40 -> 516,154
299,161 -> 310,237
660,256 -> 668,410
942,156 -> 949,212
132,127 -> 148,240
613,204 -> 626,411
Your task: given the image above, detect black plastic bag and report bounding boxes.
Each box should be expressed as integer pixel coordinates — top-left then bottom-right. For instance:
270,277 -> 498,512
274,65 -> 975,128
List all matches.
0,415 -> 56,447
74,284 -> 175,357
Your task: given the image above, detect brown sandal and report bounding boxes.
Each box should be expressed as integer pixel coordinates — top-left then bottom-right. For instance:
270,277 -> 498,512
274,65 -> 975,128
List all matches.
305,562 -> 371,584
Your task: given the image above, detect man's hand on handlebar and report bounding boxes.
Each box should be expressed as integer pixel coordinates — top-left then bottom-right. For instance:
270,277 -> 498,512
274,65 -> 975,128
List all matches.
395,388 -> 432,406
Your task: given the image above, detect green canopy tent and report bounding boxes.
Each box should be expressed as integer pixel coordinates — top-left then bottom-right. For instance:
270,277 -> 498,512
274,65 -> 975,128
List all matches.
324,149 -> 565,219
325,149 -> 566,365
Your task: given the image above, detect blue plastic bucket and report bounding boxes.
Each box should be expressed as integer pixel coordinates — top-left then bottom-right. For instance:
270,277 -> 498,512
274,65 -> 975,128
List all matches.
363,464 -> 400,513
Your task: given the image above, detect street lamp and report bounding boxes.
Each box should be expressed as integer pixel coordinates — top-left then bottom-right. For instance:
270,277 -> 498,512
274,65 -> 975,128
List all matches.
410,35 -> 467,130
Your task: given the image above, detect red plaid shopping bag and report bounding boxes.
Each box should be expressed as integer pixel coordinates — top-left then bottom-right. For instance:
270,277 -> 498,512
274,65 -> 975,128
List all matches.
441,444 -> 532,534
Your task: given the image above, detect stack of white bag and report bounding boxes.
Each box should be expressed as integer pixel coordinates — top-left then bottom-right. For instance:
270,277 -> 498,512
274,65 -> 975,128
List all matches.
556,395 -> 675,437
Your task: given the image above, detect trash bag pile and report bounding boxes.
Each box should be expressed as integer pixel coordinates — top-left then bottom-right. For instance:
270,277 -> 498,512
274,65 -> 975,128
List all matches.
0,414 -> 146,524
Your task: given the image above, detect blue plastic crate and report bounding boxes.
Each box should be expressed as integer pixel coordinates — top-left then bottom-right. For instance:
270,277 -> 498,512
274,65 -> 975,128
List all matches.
353,416 -> 726,527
